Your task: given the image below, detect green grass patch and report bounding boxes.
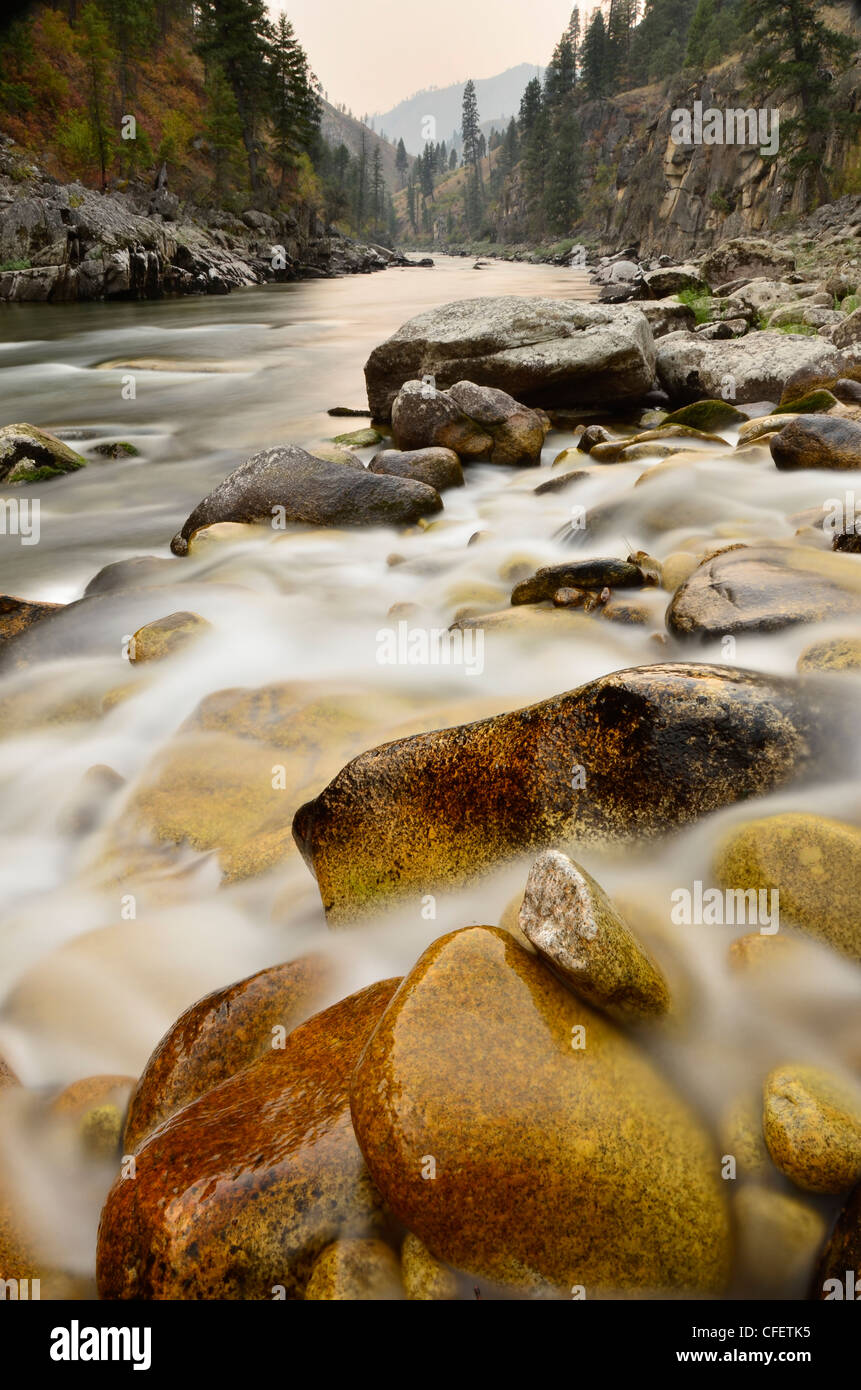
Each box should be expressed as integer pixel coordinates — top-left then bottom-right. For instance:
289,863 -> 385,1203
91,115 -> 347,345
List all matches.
677,288 -> 714,324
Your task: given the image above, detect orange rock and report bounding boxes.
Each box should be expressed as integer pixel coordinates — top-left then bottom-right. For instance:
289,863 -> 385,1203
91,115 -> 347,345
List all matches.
124,956 -> 332,1152
97,979 -> 400,1300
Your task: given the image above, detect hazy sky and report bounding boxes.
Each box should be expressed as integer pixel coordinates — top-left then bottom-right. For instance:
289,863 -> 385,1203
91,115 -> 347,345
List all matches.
272,1 -> 595,117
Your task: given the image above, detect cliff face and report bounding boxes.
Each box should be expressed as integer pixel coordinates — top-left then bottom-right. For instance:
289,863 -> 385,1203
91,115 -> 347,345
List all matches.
483,50 -> 861,259
576,59 -> 861,258
0,136 -> 401,303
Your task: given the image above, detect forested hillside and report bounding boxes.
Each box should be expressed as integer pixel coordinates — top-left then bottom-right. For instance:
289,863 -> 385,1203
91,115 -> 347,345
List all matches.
0,0 -> 402,241
395,0 -> 861,253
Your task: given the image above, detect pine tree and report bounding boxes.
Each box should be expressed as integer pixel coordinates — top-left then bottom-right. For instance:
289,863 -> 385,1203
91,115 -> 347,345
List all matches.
543,96 -> 583,233
204,62 -> 245,200
354,128 -> 367,233
406,172 -> 418,233
567,6 -> 582,82
518,76 -> 543,138
269,14 -> 320,196
461,78 -> 483,232
196,0 -> 273,196
544,33 -> 577,110
78,2 -> 116,187
395,136 -> 408,187
746,0 -> 859,200
581,10 -> 610,99
371,146 -> 384,235
523,99 -> 550,237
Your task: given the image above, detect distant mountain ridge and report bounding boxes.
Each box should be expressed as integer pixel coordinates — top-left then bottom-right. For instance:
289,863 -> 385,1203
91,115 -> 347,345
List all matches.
371,63 -> 544,155
319,99 -> 406,187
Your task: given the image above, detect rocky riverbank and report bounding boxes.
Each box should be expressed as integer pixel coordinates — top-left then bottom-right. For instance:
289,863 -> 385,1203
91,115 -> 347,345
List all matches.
0,135 -> 430,303
2,238 -> 861,1301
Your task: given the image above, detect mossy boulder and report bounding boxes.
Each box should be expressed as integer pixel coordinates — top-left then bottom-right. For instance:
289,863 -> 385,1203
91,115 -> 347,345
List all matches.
663,399 -> 747,431
331,428 -> 383,448
773,390 -> 838,415
714,813 -> 861,961
519,850 -> 671,1020
763,1063 -> 861,1194
0,423 -> 86,483
124,956 -> 332,1152
350,926 -> 731,1296
293,663 -> 835,923
97,979 -> 400,1299
90,441 -> 140,458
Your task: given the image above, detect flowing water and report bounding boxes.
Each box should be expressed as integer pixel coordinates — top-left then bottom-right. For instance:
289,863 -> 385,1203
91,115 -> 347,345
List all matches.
1,255 -> 860,1295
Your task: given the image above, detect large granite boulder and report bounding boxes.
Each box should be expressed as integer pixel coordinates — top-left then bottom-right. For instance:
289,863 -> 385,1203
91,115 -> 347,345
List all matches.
656,332 -> 848,405
699,239 -> 795,289
364,298 -> 657,419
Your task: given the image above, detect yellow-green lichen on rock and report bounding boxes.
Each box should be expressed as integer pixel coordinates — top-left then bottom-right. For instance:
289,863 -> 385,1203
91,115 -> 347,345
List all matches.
294,664 -> 838,923
519,849 -> 671,1020
763,1062 -> 861,1194
304,1239 -> 402,1300
714,813 -> 861,961
350,926 -> 731,1297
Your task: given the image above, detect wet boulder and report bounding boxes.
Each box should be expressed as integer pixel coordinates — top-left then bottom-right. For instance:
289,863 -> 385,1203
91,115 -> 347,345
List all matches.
368,446 -> 464,491
97,979 -> 400,1300
770,415 -> 861,471
124,956 -> 333,1152
350,926 -> 730,1295
714,813 -> 861,962
170,444 -> 442,555
667,544 -> 861,639
519,850 -> 671,1019
763,1063 -> 861,1195
511,557 -> 647,605
390,379 -> 547,465
364,297 -> 657,419
293,663 -> 836,922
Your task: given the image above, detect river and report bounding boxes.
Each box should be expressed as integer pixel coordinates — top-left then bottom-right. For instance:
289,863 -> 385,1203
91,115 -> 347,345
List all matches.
1,254 -> 859,1294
